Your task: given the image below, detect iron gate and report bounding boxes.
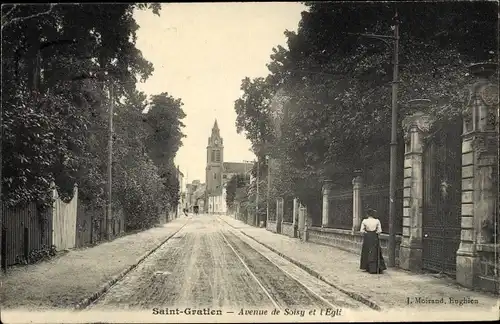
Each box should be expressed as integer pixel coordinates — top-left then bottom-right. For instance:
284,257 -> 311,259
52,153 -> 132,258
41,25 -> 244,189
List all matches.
422,121 -> 462,275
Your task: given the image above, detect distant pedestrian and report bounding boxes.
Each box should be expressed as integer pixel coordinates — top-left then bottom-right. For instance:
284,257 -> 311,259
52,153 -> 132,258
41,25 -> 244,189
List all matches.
359,208 -> 387,274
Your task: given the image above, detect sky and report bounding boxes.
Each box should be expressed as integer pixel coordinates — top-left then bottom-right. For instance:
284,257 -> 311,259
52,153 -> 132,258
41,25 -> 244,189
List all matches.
133,2 -> 306,184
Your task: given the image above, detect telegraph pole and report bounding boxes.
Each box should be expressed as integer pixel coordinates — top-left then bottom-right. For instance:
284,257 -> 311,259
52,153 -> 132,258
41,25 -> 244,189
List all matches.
256,158 -> 260,226
0,64 -> 3,272
348,10 -> 400,267
266,155 -> 270,224
387,11 -> 400,268
106,80 -> 114,240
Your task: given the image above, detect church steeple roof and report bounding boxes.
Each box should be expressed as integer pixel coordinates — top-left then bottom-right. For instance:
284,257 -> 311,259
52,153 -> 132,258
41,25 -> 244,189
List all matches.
211,119 -> 220,137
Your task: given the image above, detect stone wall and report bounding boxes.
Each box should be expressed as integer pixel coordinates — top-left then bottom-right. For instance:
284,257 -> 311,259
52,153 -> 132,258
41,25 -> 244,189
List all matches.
308,227 -> 402,265
281,222 -> 295,238
266,220 -> 277,233
476,244 -> 500,293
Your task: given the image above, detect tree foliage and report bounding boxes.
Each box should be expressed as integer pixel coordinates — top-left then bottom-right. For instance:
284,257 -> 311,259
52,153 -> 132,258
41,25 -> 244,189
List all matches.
234,2 -> 498,213
145,93 -> 186,210
2,4 -> 186,230
225,173 -> 248,210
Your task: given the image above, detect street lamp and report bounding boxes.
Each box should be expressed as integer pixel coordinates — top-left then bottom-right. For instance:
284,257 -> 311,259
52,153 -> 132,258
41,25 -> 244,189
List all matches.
348,11 -> 400,268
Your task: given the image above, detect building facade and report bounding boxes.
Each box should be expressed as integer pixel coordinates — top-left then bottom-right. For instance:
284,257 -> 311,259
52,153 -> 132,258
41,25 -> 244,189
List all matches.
205,119 -> 253,214
186,180 -> 203,212
176,166 -> 185,217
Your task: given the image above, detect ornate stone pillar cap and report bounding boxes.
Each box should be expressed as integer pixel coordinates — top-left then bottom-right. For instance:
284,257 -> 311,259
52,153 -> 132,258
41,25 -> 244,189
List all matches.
322,179 -> 333,191
469,62 -> 497,79
408,99 -> 432,110
352,170 -> 363,184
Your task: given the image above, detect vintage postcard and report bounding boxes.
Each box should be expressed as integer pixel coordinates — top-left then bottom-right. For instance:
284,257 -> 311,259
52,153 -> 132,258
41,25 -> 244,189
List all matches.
0,1 -> 499,323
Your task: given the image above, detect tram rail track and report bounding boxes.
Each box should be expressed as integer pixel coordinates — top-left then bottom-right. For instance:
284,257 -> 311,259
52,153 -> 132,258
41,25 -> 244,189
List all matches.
218,219 -> 360,310
217,215 -> 380,311
219,229 -> 282,310
83,215 -> 364,311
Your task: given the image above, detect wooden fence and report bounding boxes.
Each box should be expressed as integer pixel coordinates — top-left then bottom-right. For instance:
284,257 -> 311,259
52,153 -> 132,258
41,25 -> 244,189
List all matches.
76,203 -> 105,248
52,184 -> 78,250
1,202 -> 53,267
75,203 -> 125,248
1,183 -> 128,268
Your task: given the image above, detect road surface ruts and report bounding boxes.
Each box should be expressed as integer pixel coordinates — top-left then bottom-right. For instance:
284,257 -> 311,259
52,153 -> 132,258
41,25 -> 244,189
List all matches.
88,217 -> 270,310
88,215 -> 364,311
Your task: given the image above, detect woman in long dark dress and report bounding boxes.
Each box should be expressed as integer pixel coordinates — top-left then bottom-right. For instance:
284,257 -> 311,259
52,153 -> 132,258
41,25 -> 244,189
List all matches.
359,208 -> 387,274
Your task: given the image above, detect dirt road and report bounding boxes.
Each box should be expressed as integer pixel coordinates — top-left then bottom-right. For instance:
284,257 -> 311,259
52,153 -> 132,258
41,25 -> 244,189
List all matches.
88,215 -> 367,312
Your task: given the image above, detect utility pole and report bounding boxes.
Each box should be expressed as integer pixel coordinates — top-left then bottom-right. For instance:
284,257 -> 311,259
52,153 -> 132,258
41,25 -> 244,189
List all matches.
0,64 -> 3,272
348,10 -> 400,267
256,158 -> 260,226
266,155 -> 271,224
388,11 -> 400,268
176,165 -> 180,219
106,80 -> 114,240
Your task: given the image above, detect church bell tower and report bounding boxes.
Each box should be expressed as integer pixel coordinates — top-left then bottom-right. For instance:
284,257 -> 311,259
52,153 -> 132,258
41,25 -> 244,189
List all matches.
206,119 -> 224,202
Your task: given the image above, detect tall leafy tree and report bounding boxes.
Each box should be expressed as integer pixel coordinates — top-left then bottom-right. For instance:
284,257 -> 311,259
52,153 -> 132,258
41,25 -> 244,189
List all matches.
225,173 -> 247,210
145,93 -> 187,209
1,4 -> 161,207
234,1 -> 497,215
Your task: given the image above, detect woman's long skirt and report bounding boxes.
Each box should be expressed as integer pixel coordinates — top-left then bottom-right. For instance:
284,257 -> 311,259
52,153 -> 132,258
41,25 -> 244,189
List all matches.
360,231 -> 387,274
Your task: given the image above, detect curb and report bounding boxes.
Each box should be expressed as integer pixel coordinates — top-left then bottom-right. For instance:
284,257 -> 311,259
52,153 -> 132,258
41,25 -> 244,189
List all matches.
219,216 -> 381,311
74,221 -> 188,310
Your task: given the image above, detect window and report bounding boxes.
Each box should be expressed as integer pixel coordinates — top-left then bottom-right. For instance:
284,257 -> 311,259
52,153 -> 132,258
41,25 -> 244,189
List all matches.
214,173 -> 217,180
223,174 -> 227,179
215,150 -> 221,162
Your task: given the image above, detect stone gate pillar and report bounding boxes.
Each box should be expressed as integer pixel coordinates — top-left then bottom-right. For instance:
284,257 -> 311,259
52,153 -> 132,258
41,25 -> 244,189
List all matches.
292,198 -> 299,237
322,180 -> 333,227
276,197 -> 284,233
399,100 -> 432,271
293,198 -> 299,225
297,201 -> 306,239
456,62 -> 499,289
352,172 -> 363,232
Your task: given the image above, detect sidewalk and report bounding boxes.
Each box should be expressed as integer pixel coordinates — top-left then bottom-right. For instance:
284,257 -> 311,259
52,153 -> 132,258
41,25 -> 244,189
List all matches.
220,215 -> 499,312
0,217 -> 188,310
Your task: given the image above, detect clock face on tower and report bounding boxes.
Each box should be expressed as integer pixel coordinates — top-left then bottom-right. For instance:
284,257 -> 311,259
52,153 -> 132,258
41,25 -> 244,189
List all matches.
214,139 -> 218,145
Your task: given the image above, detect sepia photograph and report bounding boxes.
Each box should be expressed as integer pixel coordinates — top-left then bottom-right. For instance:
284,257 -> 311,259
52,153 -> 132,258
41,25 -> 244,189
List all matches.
0,1 -> 499,323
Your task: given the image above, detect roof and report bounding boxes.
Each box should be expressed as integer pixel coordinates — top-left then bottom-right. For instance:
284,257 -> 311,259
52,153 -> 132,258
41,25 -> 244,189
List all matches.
193,184 -> 206,200
223,162 -> 253,175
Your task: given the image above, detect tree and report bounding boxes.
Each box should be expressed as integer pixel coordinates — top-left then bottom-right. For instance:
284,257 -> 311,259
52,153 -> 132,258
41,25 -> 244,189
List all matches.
234,1 -> 497,215
1,3 -> 57,31
225,173 -> 247,211
145,93 -> 186,209
1,4 -> 162,208
1,3 -> 191,233
234,77 -> 276,159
